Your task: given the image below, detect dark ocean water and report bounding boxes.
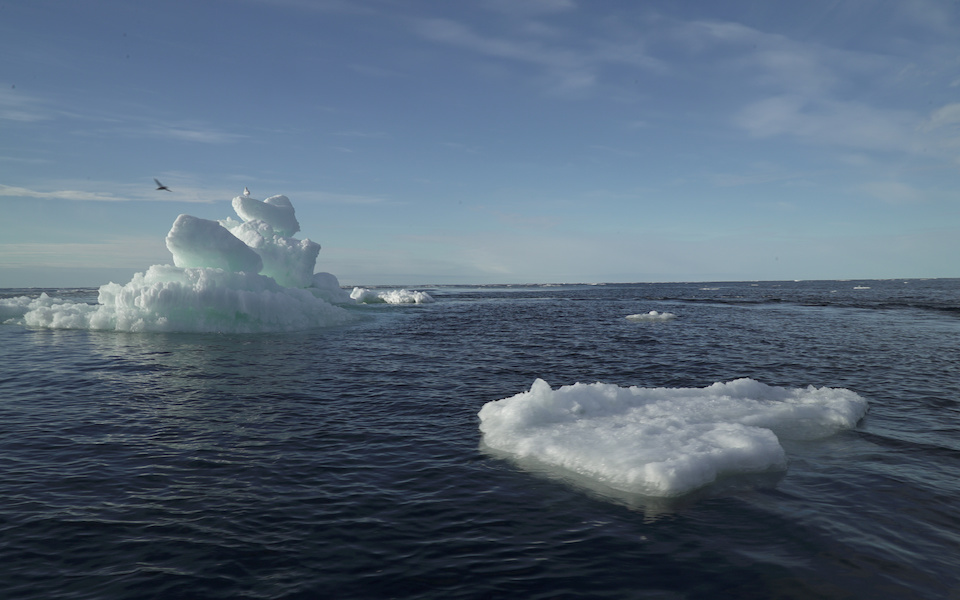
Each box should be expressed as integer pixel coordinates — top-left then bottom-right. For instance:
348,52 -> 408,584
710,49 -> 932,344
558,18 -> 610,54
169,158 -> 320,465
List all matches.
1,279 -> 959,599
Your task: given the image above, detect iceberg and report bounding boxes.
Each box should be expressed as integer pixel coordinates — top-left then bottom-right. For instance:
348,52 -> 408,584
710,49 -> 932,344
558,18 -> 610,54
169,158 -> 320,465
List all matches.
1,192 -> 362,332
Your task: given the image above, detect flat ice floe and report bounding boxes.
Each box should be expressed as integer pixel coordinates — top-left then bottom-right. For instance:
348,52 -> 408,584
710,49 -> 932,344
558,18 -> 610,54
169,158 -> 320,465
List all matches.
626,310 -> 676,322
478,378 -> 868,498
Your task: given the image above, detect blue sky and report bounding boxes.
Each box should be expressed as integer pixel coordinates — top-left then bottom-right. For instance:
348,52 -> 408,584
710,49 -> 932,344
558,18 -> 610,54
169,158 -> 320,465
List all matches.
2,0 -> 959,287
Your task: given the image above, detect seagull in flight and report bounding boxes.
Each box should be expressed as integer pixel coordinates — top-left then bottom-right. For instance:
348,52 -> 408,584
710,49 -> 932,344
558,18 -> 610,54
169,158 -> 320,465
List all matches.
243,186 -> 250,196
154,178 -> 172,192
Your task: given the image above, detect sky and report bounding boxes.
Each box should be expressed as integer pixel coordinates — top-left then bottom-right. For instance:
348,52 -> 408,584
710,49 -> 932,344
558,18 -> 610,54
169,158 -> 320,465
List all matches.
2,0 -> 959,287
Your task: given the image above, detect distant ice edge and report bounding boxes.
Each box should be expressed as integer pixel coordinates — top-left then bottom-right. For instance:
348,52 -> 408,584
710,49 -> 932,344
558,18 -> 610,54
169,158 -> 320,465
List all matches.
478,378 -> 868,498
0,193 -> 432,333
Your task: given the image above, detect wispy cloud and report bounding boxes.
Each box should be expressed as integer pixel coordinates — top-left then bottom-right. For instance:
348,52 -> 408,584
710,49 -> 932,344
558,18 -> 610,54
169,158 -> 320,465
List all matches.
857,181 -> 926,204
735,95 -> 920,151
654,16 -> 960,160
1,86 -> 245,144
0,179 -> 227,204
921,103 -> 960,142
410,14 -> 661,94
0,87 -> 58,122
139,123 -> 248,144
0,184 -> 125,202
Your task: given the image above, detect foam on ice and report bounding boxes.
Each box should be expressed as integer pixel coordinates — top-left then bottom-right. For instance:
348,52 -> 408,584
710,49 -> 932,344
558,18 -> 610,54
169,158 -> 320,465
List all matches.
0,192 -> 428,332
478,378 -> 868,497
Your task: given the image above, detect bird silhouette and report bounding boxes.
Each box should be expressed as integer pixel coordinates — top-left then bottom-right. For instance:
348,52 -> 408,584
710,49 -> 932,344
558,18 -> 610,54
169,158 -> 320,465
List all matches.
243,186 -> 250,196
154,178 -> 171,192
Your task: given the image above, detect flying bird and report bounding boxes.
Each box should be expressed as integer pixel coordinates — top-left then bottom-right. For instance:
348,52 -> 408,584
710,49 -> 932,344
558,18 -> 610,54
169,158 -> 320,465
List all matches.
154,178 -> 171,192
243,186 -> 250,196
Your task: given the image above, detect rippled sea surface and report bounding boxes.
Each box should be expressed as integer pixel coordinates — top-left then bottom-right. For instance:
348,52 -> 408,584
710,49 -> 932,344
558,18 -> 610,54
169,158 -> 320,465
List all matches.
2,280 -> 959,599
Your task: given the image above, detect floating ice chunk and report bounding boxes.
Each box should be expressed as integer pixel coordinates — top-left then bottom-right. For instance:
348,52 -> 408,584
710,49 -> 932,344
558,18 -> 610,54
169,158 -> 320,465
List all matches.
350,287 -> 435,304
478,378 -> 867,498
15,265 -> 354,333
166,214 -> 263,274
626,310 -> 676,322
232,194 -> 300,236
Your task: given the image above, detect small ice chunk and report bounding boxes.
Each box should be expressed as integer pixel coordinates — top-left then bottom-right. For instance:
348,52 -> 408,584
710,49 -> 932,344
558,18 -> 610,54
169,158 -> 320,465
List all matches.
626,310 -> 676,322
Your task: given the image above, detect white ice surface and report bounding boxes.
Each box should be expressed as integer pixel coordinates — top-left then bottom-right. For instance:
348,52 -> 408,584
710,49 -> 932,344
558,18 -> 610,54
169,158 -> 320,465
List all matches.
232,194 -> 300,236
626,310 -> 676,322
220,217 -> 320,288
478,378 -> 868,497
350,287 -> 435,304
166,214 -> 264,273
12,265 -> 353,333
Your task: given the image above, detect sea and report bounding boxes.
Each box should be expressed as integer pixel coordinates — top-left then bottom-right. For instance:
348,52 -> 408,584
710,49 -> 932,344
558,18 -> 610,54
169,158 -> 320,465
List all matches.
1,278 -> 958,599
